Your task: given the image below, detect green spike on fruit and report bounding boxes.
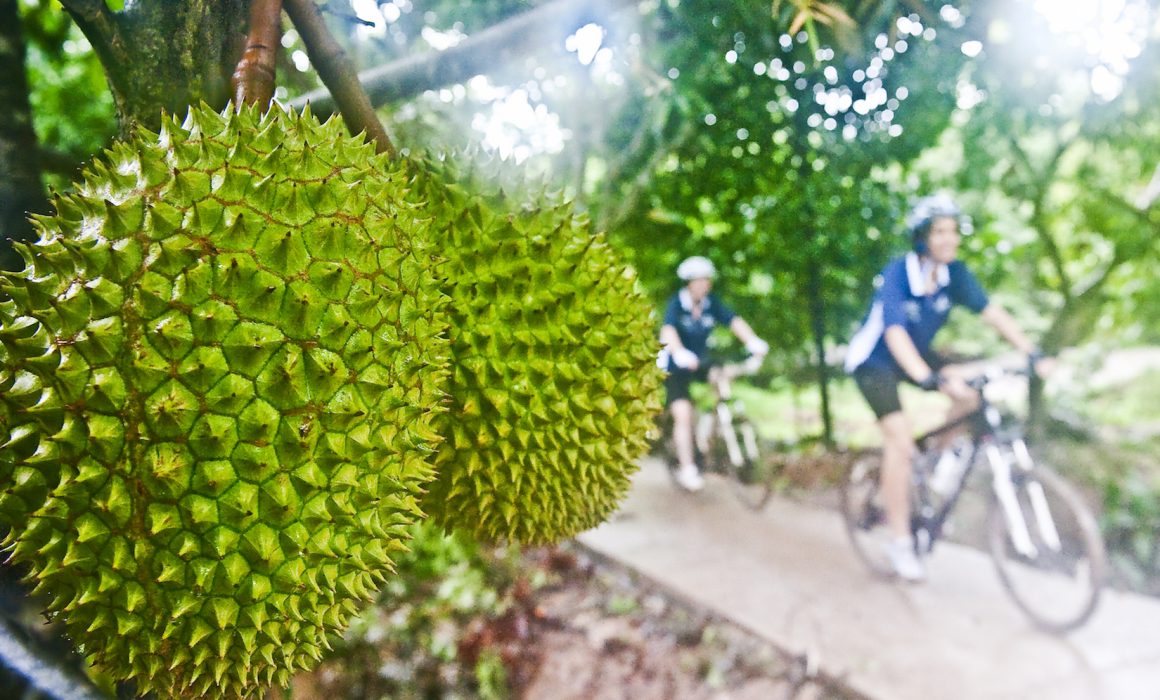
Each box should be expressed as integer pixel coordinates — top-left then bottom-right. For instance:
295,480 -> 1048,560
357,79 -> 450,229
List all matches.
0,104 -> 448,699
411,156 -> 665,544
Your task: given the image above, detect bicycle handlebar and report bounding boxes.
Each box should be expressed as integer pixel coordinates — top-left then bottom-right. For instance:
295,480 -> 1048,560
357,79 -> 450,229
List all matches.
964,363 -> 1035,392
708,353 -> 766,388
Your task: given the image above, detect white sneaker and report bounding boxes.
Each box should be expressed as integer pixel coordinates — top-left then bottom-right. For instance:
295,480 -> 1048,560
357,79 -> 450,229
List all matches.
674,463 -> 705,492
884,537 -> 926,582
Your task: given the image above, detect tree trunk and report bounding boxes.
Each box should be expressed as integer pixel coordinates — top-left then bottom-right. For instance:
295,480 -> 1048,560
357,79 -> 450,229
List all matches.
807,264 -> 834,447
61,0 -> 249,135
0,0 -> 49,271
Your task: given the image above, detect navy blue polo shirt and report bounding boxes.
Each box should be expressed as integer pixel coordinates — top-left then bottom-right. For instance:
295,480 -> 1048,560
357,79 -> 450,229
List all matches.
662,289 -> 736,370
844,252 -> 989,373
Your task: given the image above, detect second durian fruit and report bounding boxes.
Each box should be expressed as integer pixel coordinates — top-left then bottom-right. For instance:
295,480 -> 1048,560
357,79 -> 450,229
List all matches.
412,158 -> 664,544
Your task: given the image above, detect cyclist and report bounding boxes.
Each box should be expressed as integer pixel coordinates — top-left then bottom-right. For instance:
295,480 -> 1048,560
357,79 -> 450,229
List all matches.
659,256 -> 768,492
843,194 -> 1053,581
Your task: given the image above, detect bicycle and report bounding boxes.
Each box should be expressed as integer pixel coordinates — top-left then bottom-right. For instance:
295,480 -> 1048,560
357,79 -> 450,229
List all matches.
840,364 -> 1107,633
658,353 -> 777,510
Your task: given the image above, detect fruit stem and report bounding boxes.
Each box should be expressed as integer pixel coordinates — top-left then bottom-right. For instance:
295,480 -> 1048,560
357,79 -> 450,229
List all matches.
231,0 -> 283,111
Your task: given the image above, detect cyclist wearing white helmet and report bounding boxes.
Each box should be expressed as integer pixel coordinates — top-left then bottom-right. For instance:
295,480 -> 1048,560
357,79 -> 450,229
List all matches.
845,194 -> 1053,581
659,255 -> 768,491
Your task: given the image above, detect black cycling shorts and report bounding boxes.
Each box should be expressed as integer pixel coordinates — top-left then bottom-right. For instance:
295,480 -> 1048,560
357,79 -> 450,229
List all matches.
852,355 -> 947,419
664,365 -> 709,405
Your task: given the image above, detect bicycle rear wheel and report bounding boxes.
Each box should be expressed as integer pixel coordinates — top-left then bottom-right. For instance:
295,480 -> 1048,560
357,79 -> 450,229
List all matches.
720,417 -> 774,510
987,465 -> 1106,633
840,450 -> 898,578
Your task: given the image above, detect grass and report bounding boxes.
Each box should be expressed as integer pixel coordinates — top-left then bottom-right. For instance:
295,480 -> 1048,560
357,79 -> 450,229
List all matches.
1073,367 -> 1160,436
726,375 -> 954,450
718,359 -> 1160,489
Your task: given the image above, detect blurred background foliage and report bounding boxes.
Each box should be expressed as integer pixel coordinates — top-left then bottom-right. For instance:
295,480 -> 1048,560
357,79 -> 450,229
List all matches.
14,0 -> 1160,364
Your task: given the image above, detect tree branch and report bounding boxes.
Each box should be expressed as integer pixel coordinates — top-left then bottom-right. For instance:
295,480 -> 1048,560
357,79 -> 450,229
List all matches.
59,2 -> 250,135
232,0 -> 283,109
597,118 -> 695,234
288,0 -> 641,114
58,0 -> 127,67
1006,130 -> 1073,298
1135,162 -> 1160,210
283,0 -> 395,156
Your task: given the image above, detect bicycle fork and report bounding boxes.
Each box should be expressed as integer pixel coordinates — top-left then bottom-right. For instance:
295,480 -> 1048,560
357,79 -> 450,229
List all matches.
714,403 -> 747,467
986,438 -> 1063,558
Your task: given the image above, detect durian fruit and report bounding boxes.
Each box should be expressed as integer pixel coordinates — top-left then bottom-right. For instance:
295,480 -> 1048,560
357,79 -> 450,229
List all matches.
411,157 -> 664,544
0,104 -> 448,698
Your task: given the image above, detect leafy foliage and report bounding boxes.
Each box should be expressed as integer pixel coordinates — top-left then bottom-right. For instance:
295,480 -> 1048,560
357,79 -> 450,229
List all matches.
582,0 -> 969,375
913,0 -> 1160,349
332,521 -> 519,699
19,1 -> 116,183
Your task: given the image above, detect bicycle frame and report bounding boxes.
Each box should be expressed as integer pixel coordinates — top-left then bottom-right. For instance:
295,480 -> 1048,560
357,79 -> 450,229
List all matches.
842,364 -> 1106,631
909,409 -> 983,553
695,355 -> 763,466
909,370 -> 1054,558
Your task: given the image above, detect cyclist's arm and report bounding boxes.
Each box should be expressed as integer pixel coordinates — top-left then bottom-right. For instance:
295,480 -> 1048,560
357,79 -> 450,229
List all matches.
729,316 -> 767,355
979,304 -> 1037,355
660,324 -> 701,370
659,324 -> 685,351
885,326 -> 975,398
979,304 -> 1056,376
883,325 -> 936,384
878,259 -> 936,384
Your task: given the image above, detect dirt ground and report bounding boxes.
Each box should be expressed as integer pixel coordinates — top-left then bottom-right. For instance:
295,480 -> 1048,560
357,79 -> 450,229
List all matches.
510,545 -> 861,700
276,437 -> 1147,700
277,540 -> 863,700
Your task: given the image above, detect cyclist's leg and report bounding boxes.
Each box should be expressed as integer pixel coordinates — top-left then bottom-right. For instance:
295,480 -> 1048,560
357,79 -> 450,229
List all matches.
670,398 -> 696,468
854,365 -> 914,536
929,359 -> 979,448
665,370 -> 704,490
854,365 -> 924,580
879,411 -> 915,538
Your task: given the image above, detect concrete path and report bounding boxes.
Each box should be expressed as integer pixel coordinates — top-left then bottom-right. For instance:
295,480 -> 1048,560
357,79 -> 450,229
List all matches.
577,457 -> 1160,700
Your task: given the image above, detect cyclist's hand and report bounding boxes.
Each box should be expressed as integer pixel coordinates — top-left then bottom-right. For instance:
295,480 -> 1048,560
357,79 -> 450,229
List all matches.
672,347 -> 700,370
745,336 -> 769,356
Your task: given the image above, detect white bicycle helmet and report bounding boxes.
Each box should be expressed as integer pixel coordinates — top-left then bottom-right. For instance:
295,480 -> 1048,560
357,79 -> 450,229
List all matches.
676,255 -> 717,281
906,193 -> 963,251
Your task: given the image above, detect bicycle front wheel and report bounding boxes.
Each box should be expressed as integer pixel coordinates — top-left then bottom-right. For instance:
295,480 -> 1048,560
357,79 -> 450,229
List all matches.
720,418 -> 774,510
987,465 -> 1106,633
840,450 -> 897,578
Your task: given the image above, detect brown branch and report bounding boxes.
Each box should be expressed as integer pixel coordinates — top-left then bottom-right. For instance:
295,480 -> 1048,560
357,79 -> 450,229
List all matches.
232,0 -> 283,109
288,0 -> 641,115
58,0 -> 127,66
1006,131 -> 1074,298
58,0 -> 132,119
597,119 -> 695,234
283,0 -> 395,157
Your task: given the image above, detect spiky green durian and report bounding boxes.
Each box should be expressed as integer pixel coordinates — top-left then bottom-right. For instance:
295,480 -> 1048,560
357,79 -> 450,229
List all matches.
410,157 -> 664,544
0,104 -> 447,699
